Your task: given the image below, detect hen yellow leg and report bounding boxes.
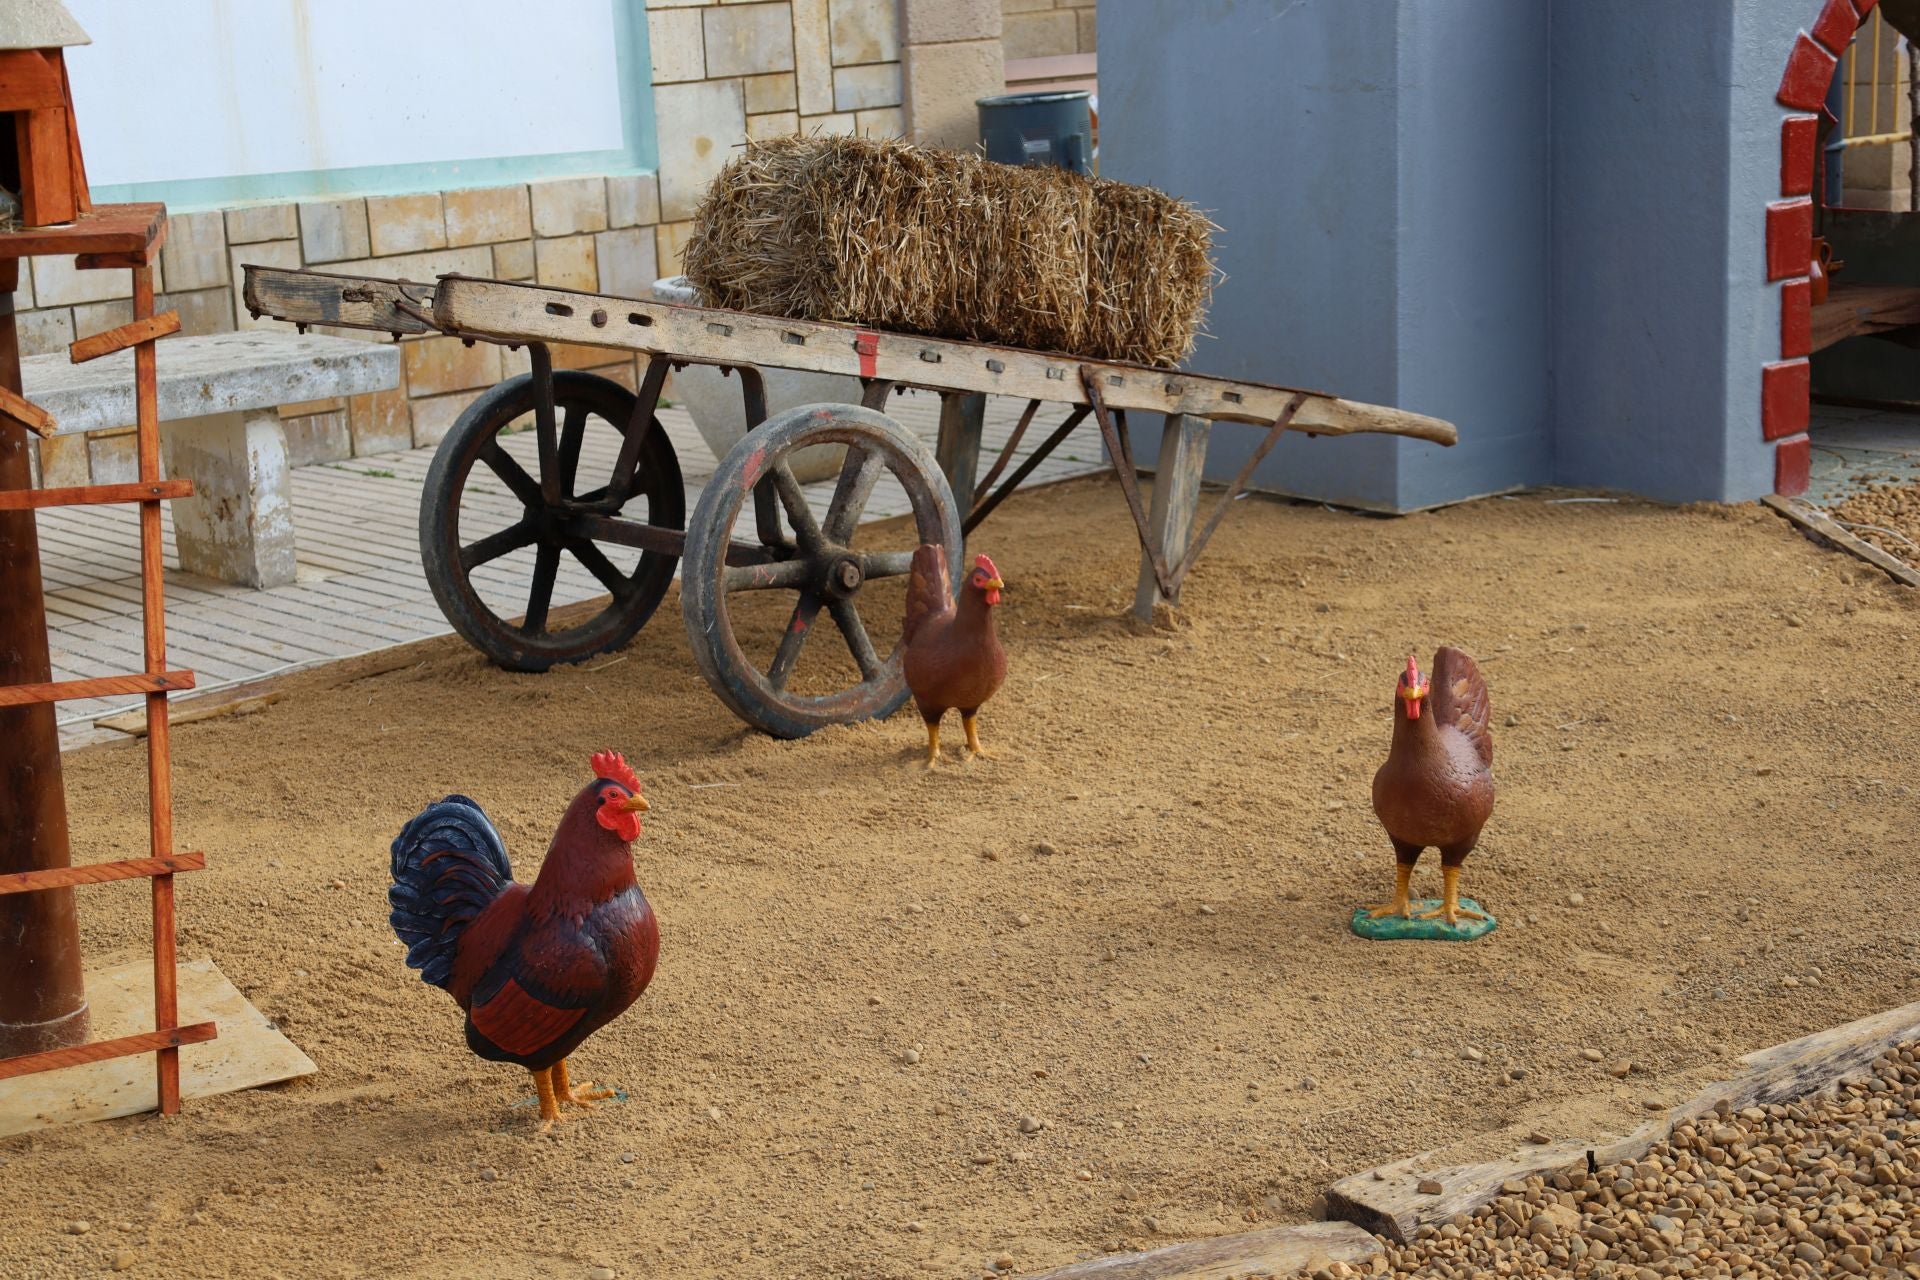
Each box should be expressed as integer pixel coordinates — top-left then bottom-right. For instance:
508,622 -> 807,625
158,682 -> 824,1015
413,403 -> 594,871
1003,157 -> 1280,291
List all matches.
923,721 -> 942,769
1365,862 -> 1415,920
962,712 -> 993,759
553,1058 -> 614,1108
1413,865 -> 1487,926
533,1066 -> 562,1132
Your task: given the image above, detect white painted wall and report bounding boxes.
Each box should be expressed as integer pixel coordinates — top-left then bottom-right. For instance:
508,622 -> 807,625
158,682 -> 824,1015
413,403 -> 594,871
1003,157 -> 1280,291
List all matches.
62,0 -> 625,187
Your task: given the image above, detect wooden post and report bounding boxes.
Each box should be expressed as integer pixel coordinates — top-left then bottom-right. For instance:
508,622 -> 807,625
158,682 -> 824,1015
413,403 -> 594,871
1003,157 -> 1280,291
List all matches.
0,255 -> 91,1060
935,391 -> 986,525
1132,413 -> 1211,621
130,262 -> 183,1112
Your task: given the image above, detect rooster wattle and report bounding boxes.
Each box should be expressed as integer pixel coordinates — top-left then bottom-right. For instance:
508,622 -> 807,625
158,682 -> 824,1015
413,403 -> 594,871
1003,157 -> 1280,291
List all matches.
388,750 -> 660,1130
1366,647 -> 1495,928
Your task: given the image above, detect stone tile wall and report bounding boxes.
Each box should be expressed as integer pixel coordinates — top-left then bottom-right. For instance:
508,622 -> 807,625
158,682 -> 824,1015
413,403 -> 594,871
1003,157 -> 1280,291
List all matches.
1002,0 -> 1095,60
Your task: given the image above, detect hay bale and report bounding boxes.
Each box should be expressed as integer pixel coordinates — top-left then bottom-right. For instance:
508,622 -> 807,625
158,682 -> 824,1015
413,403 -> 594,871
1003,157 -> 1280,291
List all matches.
682,135 -> 1217,368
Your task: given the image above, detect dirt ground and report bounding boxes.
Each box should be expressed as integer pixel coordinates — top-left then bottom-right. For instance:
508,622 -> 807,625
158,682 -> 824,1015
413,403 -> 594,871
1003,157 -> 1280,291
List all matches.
4,477 -> 1920,1280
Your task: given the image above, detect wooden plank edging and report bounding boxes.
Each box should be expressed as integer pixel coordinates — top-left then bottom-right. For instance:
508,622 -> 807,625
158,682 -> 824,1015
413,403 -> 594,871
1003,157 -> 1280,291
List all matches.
1761,494 -> 1920,587
1325,997 -> 1920,1243
1017,1220 -> 1379,1280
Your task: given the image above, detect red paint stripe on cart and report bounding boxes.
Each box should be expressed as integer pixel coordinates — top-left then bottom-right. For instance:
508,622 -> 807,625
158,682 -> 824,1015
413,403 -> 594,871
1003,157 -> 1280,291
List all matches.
855,332 -> 879,378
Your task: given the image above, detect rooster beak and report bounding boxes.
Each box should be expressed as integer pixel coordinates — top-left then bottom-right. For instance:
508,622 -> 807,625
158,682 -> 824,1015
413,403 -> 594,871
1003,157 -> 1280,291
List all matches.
615,793 -> 650,813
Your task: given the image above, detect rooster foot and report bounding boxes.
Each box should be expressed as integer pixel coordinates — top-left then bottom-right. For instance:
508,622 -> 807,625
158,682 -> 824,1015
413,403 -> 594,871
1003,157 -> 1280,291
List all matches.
532,1066 -> 567,1133
553,1060 -> 614,1109
1411,902 -> 1487,926
962,714 -> 993,760
1364,863 -> 1415,920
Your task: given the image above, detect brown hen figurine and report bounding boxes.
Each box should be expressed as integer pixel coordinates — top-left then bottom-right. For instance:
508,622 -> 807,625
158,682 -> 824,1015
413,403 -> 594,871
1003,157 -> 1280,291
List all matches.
902,546 -> 1007,767
1366,647 -> 1495,928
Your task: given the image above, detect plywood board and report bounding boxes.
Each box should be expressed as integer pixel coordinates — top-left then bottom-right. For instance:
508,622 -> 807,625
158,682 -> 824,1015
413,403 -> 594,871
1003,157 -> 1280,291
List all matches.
0,956 -> 316,1137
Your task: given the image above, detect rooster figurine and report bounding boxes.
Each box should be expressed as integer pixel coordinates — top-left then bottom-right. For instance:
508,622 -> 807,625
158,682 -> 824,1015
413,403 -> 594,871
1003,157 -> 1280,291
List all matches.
902,545 -> 1007,767
389,750 -> 660,1130
1364,648 -> 1495,931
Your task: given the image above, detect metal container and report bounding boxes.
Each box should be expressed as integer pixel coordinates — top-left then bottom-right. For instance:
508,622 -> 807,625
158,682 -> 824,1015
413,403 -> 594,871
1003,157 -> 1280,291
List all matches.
651,277 -> 856,482
977,90 -> 1094,175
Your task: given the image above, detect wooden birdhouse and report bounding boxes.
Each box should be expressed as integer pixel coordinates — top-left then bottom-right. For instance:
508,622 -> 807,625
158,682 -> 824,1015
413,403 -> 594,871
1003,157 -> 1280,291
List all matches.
0,0 -> 91,229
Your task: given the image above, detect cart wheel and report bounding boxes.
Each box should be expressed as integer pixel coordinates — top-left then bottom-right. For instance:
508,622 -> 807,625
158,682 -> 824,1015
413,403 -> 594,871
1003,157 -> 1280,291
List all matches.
681,403 -> 962,739
421,371 -> 684,672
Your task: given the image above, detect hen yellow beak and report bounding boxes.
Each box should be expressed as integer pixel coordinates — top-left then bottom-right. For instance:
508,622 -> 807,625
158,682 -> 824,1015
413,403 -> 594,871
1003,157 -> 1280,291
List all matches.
983,577 -> 1004,591
614,793 -> 650,813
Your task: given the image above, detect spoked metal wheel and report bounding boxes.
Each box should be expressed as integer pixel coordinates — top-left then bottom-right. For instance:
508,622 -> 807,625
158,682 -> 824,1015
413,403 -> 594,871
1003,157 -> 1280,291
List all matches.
421,360 -> 684,672
681,402 -> 962,738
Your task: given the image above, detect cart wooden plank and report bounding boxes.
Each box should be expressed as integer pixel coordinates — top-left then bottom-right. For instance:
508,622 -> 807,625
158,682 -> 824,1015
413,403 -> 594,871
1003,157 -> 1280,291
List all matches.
434,276 -> 1457,444
241,263 -> 439,336
243,266 -> 1457,446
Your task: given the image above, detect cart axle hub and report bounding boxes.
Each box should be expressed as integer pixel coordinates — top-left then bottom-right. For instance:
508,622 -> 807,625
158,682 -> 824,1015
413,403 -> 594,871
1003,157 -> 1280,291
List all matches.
824,554 -> 864,599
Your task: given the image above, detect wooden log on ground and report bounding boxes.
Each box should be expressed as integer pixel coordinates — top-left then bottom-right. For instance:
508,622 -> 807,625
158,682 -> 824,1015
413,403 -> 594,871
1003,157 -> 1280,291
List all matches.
1326,997 -> 1920,1242
1018,1220 -> 1380,1280
1761,494 -> 1920,587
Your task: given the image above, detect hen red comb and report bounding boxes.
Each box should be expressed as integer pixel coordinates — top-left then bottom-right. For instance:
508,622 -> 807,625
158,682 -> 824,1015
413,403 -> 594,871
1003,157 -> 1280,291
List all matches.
974,552 -> 1000,578
590,750 -> 642,792
1405,654 -> 1421,684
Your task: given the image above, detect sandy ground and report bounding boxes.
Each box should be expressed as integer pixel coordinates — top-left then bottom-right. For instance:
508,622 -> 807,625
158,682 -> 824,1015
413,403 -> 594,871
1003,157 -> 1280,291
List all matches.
3,478 -> 1920,1280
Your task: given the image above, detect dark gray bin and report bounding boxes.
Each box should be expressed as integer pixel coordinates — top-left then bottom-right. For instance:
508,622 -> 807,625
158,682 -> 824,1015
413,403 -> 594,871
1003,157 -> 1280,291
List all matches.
977,90 -> 1093,175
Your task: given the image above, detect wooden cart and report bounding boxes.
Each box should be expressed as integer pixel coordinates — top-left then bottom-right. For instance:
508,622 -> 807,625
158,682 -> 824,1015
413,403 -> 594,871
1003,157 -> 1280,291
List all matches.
243,266 -> 1456,738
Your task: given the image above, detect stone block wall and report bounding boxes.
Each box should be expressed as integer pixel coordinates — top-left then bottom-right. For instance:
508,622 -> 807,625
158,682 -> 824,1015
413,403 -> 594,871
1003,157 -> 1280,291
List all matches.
1002,0 -> 1095,59
27,0 -> 915,488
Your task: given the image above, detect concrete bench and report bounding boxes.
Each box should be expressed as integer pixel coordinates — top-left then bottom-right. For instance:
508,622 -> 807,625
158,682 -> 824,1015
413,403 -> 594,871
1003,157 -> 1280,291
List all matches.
24,331 -> 400,587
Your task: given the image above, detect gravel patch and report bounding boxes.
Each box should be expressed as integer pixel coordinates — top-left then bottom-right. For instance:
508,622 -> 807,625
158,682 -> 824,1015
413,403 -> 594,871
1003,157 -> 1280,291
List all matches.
1306,1041 -> 1920,1279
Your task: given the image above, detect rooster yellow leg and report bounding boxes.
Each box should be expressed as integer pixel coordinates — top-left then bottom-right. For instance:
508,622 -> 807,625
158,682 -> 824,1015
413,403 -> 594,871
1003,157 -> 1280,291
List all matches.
962,711 -> 993,759
923,721 -> 942,769
1365,862 -> 1415,920
553,1058 -> 615,1108
1413,865 -> 1487,926
533,1066 -> 562,1132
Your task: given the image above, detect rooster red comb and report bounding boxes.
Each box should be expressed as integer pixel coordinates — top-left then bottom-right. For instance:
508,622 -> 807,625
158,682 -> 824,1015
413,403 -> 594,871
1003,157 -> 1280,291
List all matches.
590,750 -> 642,792
1405,654 -> 1421,685
974,553 -> 1000,579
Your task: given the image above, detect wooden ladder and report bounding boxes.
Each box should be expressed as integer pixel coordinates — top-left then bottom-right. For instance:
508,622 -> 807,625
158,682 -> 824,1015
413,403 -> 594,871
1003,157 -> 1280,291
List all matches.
0,204 -> 216,1111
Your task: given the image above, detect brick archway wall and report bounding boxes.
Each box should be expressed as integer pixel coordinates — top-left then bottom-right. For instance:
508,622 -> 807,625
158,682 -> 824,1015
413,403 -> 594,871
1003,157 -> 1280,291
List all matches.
1768,0 -> 1882,495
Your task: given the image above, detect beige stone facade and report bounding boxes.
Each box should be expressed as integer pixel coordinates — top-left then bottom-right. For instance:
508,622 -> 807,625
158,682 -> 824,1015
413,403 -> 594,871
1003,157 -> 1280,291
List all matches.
25,0 -> 1051,486
1002,0 -> 1095,60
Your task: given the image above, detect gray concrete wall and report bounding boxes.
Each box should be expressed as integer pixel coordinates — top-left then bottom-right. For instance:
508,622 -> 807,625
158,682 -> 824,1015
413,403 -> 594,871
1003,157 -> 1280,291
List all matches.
1096,0 -> 1408,510
1098,0 -> 1805,508
1392,0 -> 1552,511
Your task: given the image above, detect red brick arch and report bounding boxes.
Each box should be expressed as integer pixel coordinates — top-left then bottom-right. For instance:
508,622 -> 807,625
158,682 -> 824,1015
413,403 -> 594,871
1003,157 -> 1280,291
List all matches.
1768,0 -> 1882,494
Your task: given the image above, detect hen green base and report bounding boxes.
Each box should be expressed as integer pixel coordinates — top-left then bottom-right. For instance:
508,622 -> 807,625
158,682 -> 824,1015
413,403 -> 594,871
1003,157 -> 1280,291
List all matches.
1350,899 -> 1496,941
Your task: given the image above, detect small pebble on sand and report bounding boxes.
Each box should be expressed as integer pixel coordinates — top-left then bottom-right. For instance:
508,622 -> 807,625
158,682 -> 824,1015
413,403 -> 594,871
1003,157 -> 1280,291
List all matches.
1018,1115 -> 1043,1134
1461,1047 -> 1484,1062
479,1168 -> 498,1183
1299,1075 -> 1318,1091
1608,1060 -> 1633,1078
1035,841 -> 1058,856
901,1048 -> 921,1065
1580,1048 -> 1603,1062
66,1222 -> 90,1236
588,1268 -> 615,1280
1417,1178 -> 1445,1195
1566,892 -> 1585,906
112,1251 -> 137,1273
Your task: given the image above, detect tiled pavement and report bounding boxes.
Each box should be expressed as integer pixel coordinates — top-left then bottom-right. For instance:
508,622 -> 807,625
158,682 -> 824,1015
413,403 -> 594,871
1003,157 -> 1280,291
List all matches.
35,392 -> 1109,748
